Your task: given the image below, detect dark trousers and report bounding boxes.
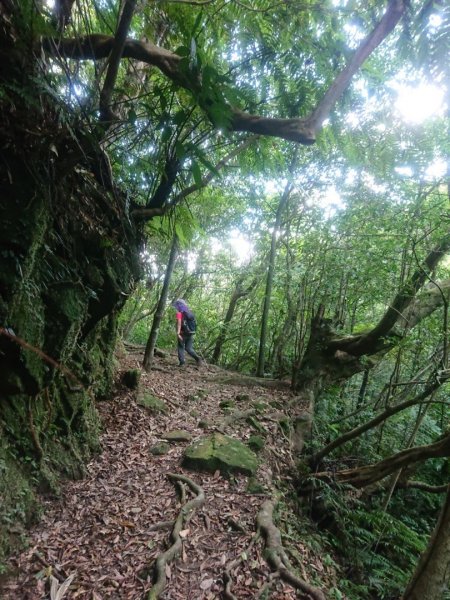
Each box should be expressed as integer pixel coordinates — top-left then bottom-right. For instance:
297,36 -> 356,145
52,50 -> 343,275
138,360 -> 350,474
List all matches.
177,334 -> 200,365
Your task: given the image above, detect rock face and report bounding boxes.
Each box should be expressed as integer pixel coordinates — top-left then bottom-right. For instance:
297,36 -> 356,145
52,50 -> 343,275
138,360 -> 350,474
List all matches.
182,433 -> 258,476
0,9 -> 141,565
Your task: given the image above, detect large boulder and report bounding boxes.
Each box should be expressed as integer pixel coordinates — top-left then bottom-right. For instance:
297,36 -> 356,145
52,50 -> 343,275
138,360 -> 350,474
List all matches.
182,433 -> 258,476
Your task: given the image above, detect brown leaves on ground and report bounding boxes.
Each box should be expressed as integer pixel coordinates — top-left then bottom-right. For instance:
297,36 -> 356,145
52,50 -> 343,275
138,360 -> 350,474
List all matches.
1,352 -> 336,599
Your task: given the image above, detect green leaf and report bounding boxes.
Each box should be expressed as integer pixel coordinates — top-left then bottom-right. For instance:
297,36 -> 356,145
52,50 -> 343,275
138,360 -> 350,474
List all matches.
127,108 -> 137,123
175,45 -> 190,57
191,161 -> 203,187
173,110 -> 187,126
161,127 -> 172,144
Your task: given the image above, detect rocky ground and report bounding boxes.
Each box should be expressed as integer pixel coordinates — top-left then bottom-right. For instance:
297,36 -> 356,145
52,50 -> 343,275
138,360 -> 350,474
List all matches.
1,349 -> 339,599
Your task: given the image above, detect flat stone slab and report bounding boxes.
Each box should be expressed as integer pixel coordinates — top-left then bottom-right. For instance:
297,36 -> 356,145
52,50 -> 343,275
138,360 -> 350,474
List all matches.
149,442 -> 170,456
162,430 -> 193,442
182,432 -> 258,476
137,393 -> 167,414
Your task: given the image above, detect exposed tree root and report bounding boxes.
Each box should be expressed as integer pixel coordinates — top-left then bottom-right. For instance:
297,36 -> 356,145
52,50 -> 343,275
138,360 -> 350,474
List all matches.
256,572 -> 280,598
223,534 -> 259,600
256,500 -> 326,600
148,473 -> 205,600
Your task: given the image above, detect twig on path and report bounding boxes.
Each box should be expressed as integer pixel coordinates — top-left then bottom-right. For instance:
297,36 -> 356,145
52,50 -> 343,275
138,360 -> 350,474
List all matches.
147,473 -> 205,600
256,500 -> 326,600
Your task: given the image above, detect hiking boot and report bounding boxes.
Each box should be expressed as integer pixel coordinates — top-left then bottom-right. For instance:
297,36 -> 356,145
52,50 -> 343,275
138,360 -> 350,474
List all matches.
178,362 -> 185,368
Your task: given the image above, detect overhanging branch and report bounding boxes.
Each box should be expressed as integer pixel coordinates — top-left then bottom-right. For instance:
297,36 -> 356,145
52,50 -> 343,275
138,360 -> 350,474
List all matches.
313,432 -> 450,489
43,1 -> 407,145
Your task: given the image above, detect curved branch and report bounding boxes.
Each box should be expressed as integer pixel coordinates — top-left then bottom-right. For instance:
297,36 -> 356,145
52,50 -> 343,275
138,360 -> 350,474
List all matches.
310,382 -> 441,467
313,432 -> 450,489
131,136 -> 257,220
43,1 -> 406,145
308,0 -> 405,132
342,234 -> 450,355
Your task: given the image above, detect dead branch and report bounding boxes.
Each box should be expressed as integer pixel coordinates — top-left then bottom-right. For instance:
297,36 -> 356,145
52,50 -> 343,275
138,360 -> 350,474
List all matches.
256,500 -> 326,600
397,481 -> 449,494
313,432 -> 450,489
148,473 -> 205,599
310,382 -> 441,467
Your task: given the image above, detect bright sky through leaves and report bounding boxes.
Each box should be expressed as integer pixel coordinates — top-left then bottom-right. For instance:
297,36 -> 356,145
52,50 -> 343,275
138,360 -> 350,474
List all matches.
394,83 -> 446,124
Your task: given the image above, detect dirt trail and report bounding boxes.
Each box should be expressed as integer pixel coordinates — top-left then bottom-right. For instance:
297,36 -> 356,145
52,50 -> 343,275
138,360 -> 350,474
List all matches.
2,351 -> 334,599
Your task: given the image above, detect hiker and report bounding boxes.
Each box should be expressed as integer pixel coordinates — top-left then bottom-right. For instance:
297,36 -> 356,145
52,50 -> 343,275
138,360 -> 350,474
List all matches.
172,299 -> 202,367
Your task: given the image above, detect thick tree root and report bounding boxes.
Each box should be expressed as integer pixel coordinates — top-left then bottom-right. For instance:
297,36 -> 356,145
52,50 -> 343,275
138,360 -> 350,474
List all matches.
148,473 -> 205,600
256,500 -> 326,600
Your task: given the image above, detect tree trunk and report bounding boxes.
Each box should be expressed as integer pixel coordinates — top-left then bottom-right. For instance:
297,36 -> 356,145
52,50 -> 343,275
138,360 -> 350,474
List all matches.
211,275 -> 251,364
143,235 -> 178,371
257,176 -> 295,377
0,2 -> 141,563
403,485 -> 450,600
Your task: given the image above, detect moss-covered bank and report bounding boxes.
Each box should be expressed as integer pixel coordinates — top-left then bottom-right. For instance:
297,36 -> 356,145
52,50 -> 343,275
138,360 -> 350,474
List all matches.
0,6 -> 142,565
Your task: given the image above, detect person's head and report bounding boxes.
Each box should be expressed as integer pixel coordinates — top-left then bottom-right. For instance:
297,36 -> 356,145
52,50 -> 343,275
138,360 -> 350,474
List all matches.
172,298 -> 189,313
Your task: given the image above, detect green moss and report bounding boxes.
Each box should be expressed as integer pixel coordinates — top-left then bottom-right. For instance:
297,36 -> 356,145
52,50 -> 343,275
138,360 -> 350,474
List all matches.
246,415 -> 267,433
248,435 -> 265,452
220,399 -> 235,412
0,434 -> 39,567
163,430 -> 193,442
137,393 -> 167,414
149,443 -> 170,456
183,433 -> 258,476
246,477 -> 266,494
123,369 -> 141,389
0,71 -> 141,569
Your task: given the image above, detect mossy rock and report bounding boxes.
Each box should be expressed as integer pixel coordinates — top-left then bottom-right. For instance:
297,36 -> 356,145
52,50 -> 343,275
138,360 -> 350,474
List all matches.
137,393 -> 167,414
187,388 -> 208,402
182,433 -> 258,476
122,369 -> 141,389
219,399 -> 235,412
246,477 -> 266,495
248,435 -> 265,452
149,442 -> 170,456
162,430 -> 193,442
